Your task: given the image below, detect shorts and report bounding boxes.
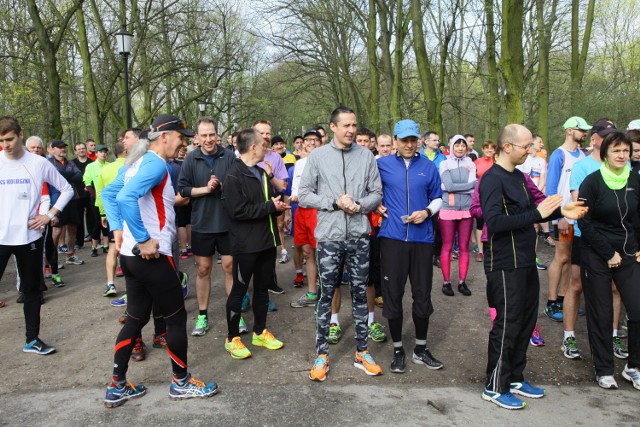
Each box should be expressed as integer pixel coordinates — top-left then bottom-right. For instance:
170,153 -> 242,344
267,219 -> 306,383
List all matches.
191,230 -> 230,257
54,199 -> 80,227
553,224 -> 574,243
175,204 -> 191,228
571,236 -> 582,266
293,207 -> 317,248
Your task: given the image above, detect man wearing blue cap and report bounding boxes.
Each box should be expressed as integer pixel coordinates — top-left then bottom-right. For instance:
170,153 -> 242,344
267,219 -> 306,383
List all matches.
376,119 -> 444,373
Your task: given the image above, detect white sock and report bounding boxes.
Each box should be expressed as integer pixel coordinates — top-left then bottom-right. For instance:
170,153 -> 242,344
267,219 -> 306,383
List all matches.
107,281 -> 114,286
330,313 -> 339,325
564,331 -> 575,340
368,312 -> 374,326
281,249 -> 288,255
613,329 -> 618,338
296,269 -> 303,274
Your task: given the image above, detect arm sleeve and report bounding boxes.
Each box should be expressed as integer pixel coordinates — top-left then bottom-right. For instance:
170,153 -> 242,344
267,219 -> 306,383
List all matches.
480,173 -> 543,234
569,162 -> 586,192
299,155 -> 335,211
177,157 -> 195,198
359,155 -> 383,213
44,162 -> 74,212
102,168 -> 126,231
115,155 -> 167,242
577,177 -> 616,261
272,155 -> 289,181
95,171 -> 106,214
545,151 -> 563,196
290,163 -> 302,197
38,183 -> 51,215
221,173 -> 277,220
426,163 -> 443,214
83,163 -> 93,187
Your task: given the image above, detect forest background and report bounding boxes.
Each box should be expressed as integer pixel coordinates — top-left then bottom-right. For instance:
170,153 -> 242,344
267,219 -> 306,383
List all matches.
3,0 -> 638,150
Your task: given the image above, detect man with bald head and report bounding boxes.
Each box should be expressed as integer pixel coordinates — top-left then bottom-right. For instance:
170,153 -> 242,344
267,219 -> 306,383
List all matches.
479,124 -> 588,409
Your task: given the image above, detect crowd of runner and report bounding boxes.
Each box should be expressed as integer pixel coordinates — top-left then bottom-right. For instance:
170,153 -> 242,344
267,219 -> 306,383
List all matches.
1,110 -> 640,411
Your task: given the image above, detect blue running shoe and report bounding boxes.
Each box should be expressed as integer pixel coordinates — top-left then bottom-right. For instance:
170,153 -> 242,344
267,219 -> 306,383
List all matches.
510,381 -> 545,398
180,271 -> 189,299
111,295 -> 127,307
482,389 -> 526,410
104,382 -> 147,408
268,299 -> 277,312
23,338 -> 56,355
578,307 -> 585,316
543,302 -> 563,322
241,293 -> 251,312
169,374 -> 219,400
341,272 -> 349,285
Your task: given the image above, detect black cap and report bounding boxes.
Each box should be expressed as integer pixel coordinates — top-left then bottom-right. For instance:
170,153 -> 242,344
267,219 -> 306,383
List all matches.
303,129 -> 322,139
591,119 -> 617,137
51,140 -> 67,148
150,114 -> 195,137
271,135 -> 285,146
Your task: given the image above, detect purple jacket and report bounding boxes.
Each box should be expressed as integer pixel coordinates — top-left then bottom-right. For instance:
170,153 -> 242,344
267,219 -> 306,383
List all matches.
471,172 -> 545,242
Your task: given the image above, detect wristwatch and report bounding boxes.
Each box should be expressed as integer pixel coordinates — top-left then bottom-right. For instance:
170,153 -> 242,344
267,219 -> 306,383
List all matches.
46,212 -> 56,220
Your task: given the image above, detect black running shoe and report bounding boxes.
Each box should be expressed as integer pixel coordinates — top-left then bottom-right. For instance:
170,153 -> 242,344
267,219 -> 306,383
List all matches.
442,283 -> 454,296
458,282 -> 472,296
412,348 -> 443,370
390,350 -> 406,374
268,284 -> 285,295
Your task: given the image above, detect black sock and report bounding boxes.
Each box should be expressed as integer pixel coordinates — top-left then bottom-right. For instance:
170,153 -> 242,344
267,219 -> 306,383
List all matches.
557,296 -> 564,304
547,299 -> 556,307
199,309 -> 207,317
414,344 -> 426,354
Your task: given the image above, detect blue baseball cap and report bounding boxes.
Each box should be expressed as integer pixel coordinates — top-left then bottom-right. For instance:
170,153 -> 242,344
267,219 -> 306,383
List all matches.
394,120 -> 420,139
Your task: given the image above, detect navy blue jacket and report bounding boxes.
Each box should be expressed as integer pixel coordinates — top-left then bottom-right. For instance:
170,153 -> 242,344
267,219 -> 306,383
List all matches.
377,153 -> 442,243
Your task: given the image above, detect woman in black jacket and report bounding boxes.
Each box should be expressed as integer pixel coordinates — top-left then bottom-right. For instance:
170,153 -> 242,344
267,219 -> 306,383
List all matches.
578,131 -> 640,391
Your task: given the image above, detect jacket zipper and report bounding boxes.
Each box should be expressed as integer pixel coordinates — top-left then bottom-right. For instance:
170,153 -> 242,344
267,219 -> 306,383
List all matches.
405,156 -> 411,241
342,150 -> 348,241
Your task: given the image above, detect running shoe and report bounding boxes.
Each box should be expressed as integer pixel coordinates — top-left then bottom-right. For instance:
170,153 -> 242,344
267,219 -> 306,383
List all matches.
622,364 -> 640,390
111,295 -> 127,307
374,296 -> 384,308
510,381 -> 545,398
279,250 -> 289,264
530,324 -> 545,346
458,282 -> 472,296
543,236 -> 556,247
102,246 -> 108,254
104,382 -> 147,408
225,336 -> 252,359
115,266 -> 124,277
65,255 -> 84,265
269,284 -> 286,294
217,254 -> 221,264
482,389 -> 526,410
309,354 -> 329,382
290,293 -> 318,308
58,244 -> 68,253
169,374 -> 219,400
535,258 -> 548,270
239,316 -> 249,334
544,302 -> 563,322
412,348 -> 443,370
186,247 -> 193,257
44,267 -> 52,279
23,338 -> 56,355
597,375 -> 618,389
390,349 -> 406,374
180,271 -> 189,299
354,350 -> 383,376
613,336 -> 629,359
241,293 -> 251,312
179,250 -> 189,260
451,250 -> 459,260
433,256 -> 441,269
103,283 -> 116,297
51,274 -> 65,288
341,272 -> 349,285
16,292 -> 24,303
118,313 -> 127,324
442,282 -> 454,296
191,315 -> 209,336
561,336 -> 582,359
328,323 -> 342,344
267,299 -> 277,312
475,252 -> 484,262
472,244 -> 479,254
368,322 -> 387,343
152,332 -> 167,348
578,307 -> 586,317
252,329 -> 284,350
293,273 -> 304,288
91,248 -> 99,257
130,338 -> 146,361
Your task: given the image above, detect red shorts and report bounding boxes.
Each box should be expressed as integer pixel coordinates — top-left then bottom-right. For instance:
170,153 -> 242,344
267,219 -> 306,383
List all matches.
294,207 -> 317,248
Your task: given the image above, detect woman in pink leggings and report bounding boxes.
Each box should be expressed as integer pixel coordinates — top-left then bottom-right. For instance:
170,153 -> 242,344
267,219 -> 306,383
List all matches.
438,135 -> 476,296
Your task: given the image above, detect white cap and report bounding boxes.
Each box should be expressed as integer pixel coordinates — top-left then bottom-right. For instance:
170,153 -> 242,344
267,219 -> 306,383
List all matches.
627,119 -> 640,131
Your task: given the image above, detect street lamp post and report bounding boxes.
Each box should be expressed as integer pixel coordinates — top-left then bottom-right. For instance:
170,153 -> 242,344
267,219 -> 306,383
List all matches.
198,102 -> 206,115
115,24 -> 134,128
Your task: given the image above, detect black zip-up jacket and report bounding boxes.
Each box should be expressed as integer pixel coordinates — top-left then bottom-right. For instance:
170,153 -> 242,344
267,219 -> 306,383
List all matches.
578,170 -> 640,262
178,145 -> 235,233
480,164 -> 562,272
222,158 -> 281,255
50,157 -> 83,199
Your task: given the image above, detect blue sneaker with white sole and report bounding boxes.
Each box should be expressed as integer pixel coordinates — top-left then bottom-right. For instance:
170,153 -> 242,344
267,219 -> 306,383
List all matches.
510,381 -> 545,398
104,382 -> 147,408
482,389 -> 526,410
169,374 -> 219,400
111,295 -> 127,307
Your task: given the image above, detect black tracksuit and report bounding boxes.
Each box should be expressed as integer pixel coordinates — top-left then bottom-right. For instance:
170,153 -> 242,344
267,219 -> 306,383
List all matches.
221,158 -> 281,338
578,170 -> 640,377
479,164 -> 562,393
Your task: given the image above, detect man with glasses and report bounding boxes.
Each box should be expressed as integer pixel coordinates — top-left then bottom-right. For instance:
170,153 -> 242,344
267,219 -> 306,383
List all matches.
102,114 -> 217,407
544,117 -> 588,326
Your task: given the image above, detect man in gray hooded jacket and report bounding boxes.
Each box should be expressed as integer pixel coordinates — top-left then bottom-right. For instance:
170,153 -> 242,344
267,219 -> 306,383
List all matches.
299,106 -> 383,381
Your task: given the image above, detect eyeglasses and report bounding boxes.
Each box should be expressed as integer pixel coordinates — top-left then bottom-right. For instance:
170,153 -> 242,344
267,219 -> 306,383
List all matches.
511,143 -> 533,150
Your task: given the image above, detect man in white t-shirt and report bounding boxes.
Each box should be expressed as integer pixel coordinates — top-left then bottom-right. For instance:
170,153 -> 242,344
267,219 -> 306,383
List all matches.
0,116 -> 74,355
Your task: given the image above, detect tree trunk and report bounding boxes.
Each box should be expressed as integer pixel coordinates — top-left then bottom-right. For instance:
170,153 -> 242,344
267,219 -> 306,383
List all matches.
499,0 -> 525,124
76,6 -> 102,144
535,0 -> 559,145
367,0 -> 380,134
570,0 -> 595,111
484,0 -> 500,137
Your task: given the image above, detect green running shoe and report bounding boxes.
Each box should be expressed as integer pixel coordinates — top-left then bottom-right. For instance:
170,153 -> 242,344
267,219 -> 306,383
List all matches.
191,315 -> 209,336
368,322 -> 387,343
328,323 -> 342,344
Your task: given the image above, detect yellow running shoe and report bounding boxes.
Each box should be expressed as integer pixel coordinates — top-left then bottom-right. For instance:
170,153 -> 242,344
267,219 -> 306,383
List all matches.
309,354 -> 330,382
252,329 -> 284,350
225,337 -> 252,359
354,350 -> 383,376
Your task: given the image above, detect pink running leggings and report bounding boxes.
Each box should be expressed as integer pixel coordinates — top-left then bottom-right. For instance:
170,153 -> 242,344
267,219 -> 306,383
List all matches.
439,217 -> 473,283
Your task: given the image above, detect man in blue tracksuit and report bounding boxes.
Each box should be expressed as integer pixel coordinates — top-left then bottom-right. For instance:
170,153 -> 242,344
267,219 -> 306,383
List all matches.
377,120 -> 443,374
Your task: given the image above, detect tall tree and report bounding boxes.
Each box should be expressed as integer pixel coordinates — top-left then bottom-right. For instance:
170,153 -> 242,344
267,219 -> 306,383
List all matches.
570,0 -> 595,111
535,0 -> 559,143
483,0 -> 500,137
499,0 -> 525,123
